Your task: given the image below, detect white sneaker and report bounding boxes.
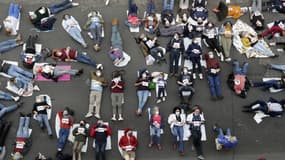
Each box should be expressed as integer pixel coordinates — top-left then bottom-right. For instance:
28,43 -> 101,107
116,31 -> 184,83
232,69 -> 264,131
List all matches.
199,73 -> 203,80
162,97 -> 166,101
197,155 -> 205,160
72,2 -> 79,6
33,85 -> 40,91
12,96 -> 20,102
94,114 -> 101,119
193,73 -> 196,79
156,99 -> 162,104
85,112 -> 93,118
118,116 -> 124,121
111,116 -> 116,121
88,32 -> 94,39
220,55 -> 224,62
225,57 -> 232,62
105,0 -> 110,5
269,42 -> 276,46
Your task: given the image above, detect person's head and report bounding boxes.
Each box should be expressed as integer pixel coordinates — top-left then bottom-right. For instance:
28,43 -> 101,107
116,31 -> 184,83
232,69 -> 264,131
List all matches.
206,22 -> 214,29
164,19 -> 170,27
240,7 -> 248,14
124,128 -> 133,136
52,50 -> 62,57
97,119 -> 103,126
182,13 -> 188,22
182,67 -> 188,74
173,106 -> 182,115
63,14 -> 71,20
174,32 -> 180,40
224,21 -> 232,28
192,37 -> 199,44
152,106 -> 160,115
256,20 -> 263,27
192,105 -> 202,115
139,33 -> 146,40
187,23 -> 193,31
95,64 -> 103,77
37,66 -> 43,73
29,11 -> 37,20
63,110 -> 69,117
5,27 -> 12,35
208,51 -> 214,59
240,31 -> 247,38
229,136 -> 237,143
79,120 -> 85,126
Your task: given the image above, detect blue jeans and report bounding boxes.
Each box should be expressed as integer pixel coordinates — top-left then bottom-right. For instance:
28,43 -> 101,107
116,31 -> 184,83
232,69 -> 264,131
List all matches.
57,128 -> 70,150
68,27 -> 86,46
163,0 -> 174,10
137,90 -> 149,110
111,25 -> 122,49
253,42 -> 274,57
147,0 -> 156,14
36,114 -> 52,135
207,74 -> 222,97
0,90 -> 14,101
90,22 -> 102,45
150,126 -> 161,144
77,53 -> 97,68
7,65 -> 33,84
8,3 -> 20,19
0,104 -> 17,119
233,61 -> 248,75
128,0 -> 138,15
16,116 -> 30,138
95,143 -> 106,160
253,80 -> 281,89
169,51 -> 180,74
48,0 -> 73,14
172,125 -> 184,152
53,67 -> 78,77
0,39 -> 18,53
216,128 -> 231,138
270,64 -> 285,73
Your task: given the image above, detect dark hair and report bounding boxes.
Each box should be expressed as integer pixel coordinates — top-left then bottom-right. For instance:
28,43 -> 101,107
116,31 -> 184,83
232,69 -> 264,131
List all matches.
224,21 -> 232,27
173,106 -> 181,113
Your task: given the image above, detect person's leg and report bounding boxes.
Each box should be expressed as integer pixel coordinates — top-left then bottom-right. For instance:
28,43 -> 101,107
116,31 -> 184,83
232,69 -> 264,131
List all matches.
94,24 -> 102,45
233,61 -> 241,75
0,91 -> 14,101
170,0 -> 175,10
88,91 -> 95,115
137,91 -> 143,110
0,104 -> 17,119
37,114 -> 44,129
16,116 -> 25,137
0,122 -> 11,147
101,143 -> 106,160
111,93 -> 117,115
76,142 -> 85,160
172,126 -> 179,145
192,59 -> 197,74
217,128 -> 224,137
226,128 -> 232,136
117,93 -> 124,115
48,0 -> 72,14
257,0 -> 262,11
241,62 -> 249,75
72,141 -> 78,160
270,64 -> 285,72
68,28 -> 86,47
140,90 -> 149,110
111,26 -> 123,48
155,127 -> 161,145
177,126 -> 184,153
207,75 -> 217,97
253,80 -> 276,88
54,67 -> 79,77
174,52 -> 180,73
42,114 -> 52,135
0,39 -> 18,53
193,130 -> 203,156
163,0 -> 168,10
57,128 -> 68,150
10,65 -> 34,80
23,116 -> 30,138
196,59 -> 202,74
214,75 -> 222,97
169,52 -> 175,73
94,91 -> 102,116
76,53 -> 97,68
95,143 -> 100,160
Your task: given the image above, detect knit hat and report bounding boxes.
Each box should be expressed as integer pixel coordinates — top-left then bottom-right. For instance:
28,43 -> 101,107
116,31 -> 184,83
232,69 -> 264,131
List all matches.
96,64 -> 103,71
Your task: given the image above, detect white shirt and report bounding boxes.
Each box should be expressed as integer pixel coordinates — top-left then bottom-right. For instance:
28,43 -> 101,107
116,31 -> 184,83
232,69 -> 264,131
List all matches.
3,16 -> 18,35
268,103 -> 283,112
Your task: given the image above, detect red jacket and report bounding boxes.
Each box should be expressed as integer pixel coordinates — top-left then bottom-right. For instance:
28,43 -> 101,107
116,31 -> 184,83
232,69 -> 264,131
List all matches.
119,134 -> 138,152
14,137 -> 27,153
234,74 -> 246,94
58,112 -> 73,129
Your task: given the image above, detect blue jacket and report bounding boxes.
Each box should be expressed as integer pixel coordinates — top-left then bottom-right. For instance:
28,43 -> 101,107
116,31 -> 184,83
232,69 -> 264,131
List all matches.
185,43 -> 202,59
217,135 -> 238,148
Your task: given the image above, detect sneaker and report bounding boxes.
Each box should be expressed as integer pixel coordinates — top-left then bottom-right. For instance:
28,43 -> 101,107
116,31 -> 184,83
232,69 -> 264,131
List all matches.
148,143 -> 153,148
12,96 -> 20,102
193,73 -> 196,79
197,155 -> 205,160
26,113 -> 32,117
220,55 -> 224,62
17,101 -> 24,108
111,116 -> 117,121
88,32 -> 94,39
33,85 -> 40,91
162,97 -> 166,101
199,73 -> 203,80
212,123 -> 219,131
225,57 -> 232,62
93,44 -> 100,51
16,34 -> 22,42
19,112 -> 25,117
217,96 -> 224,100
94,114 -> 101,119
269,42 -> 276,46
105,0 -> 110,5
85,112 -> 93,118
118,116 -> 124,121
156,99 -> 162,104
76,69 -> 84,76
72,2 -> 79,6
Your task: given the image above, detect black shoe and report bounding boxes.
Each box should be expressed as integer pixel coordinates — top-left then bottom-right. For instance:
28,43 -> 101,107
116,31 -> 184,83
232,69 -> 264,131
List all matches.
211,96 -> 217,101
19,112 -> 25,117
17,101 -> 24,108
217,96 -> 224,100
52,77 -> 58,82
76,69 -> 84,76
212,123 -> 219,131
49,134 -> 53,138
271,54 -> 279,58
26,113 -> 32,117
134,37 -> 140,44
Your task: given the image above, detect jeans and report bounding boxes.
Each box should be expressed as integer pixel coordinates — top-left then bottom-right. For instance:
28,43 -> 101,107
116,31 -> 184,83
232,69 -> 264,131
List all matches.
0,122 -> 11,147
137,90 -> 149,110
95,143 -> 106,160
160,25 -> 184,36
36,114 -> 52,135
150,47 -> 165,61
17,116 -> 30,138
0,104 -> 17,119
88,90 -> 102,115
128,0 -> 138,15
253,41 -> 274,57
8,3 -> 20,19
111,25 -> 123,49
192,129 -> 203,156
252,0 -> 262,12
0,91 -> 14,101
207,74 -> 222,97
68,27 -> 87,47
172,125 -> 184,152
271,64 -> 285,73
0,39 -> 18,53
57,128 -> 70,151
253,80 -> 282,89
215,127 -> 232,138
48,0 -> 73,14
169,51 -> 180,74
77,53 -> 97,68
150,126 -> 161,144
7,65 -> 34,84
233,61 -> 248,75
53,67 -> 78,77
157,87 -> 166,98
90,22 -> 102,45
190,57 -> 202,74
147,0 -> 156,14
163,0 -> 174,10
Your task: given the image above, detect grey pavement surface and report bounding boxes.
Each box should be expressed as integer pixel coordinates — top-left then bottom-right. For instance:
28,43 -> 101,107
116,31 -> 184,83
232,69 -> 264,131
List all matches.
0,0 -> 285,160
